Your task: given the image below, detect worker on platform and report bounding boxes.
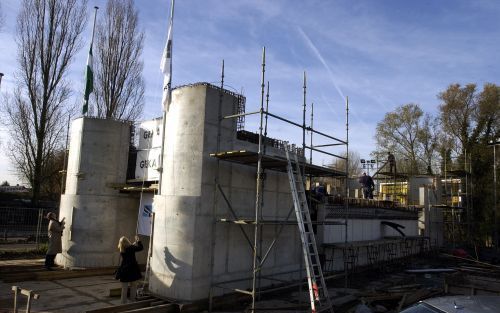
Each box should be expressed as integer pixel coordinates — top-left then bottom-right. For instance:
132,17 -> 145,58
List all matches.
313,183 -> 326,202
388,152 -> 396,174
359,172 -> 375,199
45,212 -> 65,270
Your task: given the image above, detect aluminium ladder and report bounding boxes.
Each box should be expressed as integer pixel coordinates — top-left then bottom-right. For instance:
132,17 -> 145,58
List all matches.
285,150 -> 334,313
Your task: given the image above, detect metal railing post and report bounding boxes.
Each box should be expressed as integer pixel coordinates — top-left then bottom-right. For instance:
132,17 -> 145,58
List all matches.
35,209 -> 42,250
12,286 -> 19,313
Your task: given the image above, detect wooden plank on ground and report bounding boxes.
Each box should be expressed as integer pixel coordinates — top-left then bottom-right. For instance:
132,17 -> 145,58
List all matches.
122,303 -> 178,313
2,268 -> 116,282
85,299 -> 157,313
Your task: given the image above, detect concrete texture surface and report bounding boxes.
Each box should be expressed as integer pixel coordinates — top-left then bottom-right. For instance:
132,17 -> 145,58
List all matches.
150,84 -> 300,301
58,118 -> 141,268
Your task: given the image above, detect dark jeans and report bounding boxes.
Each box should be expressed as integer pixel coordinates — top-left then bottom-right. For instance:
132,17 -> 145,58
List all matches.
389,162 -> 396,174
45,254 -> 56,268
363,187 -> 373,199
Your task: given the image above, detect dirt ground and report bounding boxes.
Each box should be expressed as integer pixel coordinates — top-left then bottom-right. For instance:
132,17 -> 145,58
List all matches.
0,254 -> 478,313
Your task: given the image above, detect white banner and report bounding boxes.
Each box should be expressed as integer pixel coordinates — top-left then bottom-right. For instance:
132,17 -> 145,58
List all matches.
135,148 -> 161,181
137,118 -> 163,149
137,193 -> 154,236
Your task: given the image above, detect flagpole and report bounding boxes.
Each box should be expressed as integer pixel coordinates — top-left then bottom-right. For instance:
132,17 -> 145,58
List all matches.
158,0 -> 175,193
82,6 -> 98,116
90,6 -> 98,47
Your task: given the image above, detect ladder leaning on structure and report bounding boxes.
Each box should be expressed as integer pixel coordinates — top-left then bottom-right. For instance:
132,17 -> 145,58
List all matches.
286,149 -> 334,313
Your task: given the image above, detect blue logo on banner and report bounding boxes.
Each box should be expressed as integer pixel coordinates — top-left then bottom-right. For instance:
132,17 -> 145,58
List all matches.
142,204 -> 152,217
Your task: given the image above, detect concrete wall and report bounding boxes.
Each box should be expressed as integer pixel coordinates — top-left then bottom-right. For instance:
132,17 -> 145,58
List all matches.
150,84 -> 301,301
323,218 -> 418,244
408,176 -> 441,205
58,118 -> 141,268
322,218 -> 420,271
419,206 -> 444,246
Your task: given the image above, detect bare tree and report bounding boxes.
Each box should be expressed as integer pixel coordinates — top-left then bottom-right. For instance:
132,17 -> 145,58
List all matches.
2,0 -> 87,205
40,148 -> 66,200
0,2 -> 4,31
93,0 -> 144,121
328,151 -> 363,177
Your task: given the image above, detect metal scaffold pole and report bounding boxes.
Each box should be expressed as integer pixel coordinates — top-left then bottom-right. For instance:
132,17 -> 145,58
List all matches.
302,71 -> 307,169
208,59 -> 224,312
301,71 -> 307,308
310,102 -> 314,165
469,153 -> 473,240
208,47 -> 348,311
465,150 -> 468,226
302,71 -> 310,217
251,46 -> 266,312
257,81 -> 270,299
344,96 -> 349,288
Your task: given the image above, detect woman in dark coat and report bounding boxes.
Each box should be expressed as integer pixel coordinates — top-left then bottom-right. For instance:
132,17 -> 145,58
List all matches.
117,235 -> 143,303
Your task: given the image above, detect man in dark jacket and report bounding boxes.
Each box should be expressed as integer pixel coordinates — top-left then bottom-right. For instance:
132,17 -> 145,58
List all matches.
388,152 -> 396,174
359,173 -> 375,199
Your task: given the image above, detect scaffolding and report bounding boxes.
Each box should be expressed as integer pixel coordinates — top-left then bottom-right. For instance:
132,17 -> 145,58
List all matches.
441,153 -> 473,246
373,163 -> 408,206
208,48 -> 349,312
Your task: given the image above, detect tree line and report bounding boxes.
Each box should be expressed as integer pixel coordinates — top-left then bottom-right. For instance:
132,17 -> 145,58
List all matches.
0,0 -> 145,205
374,83 -> 499,240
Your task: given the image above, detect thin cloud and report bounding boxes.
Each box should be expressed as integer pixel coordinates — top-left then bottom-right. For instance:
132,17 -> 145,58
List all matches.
297,26 -> 377,134
297,26 -> 346,103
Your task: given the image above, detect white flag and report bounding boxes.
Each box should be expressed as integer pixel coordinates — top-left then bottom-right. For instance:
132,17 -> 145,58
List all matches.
160,26 -> 172,76
160,0 -> 174,111
137,193 -> 154,236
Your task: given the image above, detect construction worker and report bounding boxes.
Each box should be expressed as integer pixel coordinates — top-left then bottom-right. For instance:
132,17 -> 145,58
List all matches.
359,173 -> 375,199
388,152 -> 396,174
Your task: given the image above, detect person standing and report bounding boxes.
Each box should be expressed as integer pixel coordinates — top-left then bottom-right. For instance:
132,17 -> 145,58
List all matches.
45,212 -> 65,270
388,152 -> 396,174
116,235 -> 143,304
359,173 -> 375,199
366,174 -> 375,199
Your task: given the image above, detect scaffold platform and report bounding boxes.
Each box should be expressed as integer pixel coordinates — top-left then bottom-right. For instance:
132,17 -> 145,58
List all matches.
210,150 -> 345,177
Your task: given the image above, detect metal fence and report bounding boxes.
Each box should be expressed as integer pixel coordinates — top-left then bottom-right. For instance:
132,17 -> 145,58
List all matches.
0,207 -> 58,246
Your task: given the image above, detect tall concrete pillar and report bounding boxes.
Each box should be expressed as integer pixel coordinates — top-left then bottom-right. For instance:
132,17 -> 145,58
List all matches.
58,118 -> 140,268
150,84 -> 298,301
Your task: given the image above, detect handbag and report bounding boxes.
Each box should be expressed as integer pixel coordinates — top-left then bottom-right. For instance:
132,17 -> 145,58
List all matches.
114,267 -> 122,280
114,255 -> 122,280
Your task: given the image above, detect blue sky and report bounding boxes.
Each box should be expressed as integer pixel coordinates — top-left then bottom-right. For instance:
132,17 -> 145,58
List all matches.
0,0 -> 499,184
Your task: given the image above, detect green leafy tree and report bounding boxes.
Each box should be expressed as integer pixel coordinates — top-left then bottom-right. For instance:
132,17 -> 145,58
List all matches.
375,103 -> 424,174
417,114 -> 440,174
438,83 -> 500,242
438,84 -> 477,156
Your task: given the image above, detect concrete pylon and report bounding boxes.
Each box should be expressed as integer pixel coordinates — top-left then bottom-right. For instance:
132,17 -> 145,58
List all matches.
150,84 -> 297,301
58,117 -> 140,268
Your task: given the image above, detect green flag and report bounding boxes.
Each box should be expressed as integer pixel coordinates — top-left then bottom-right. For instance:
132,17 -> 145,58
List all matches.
82,46 -> 93,115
